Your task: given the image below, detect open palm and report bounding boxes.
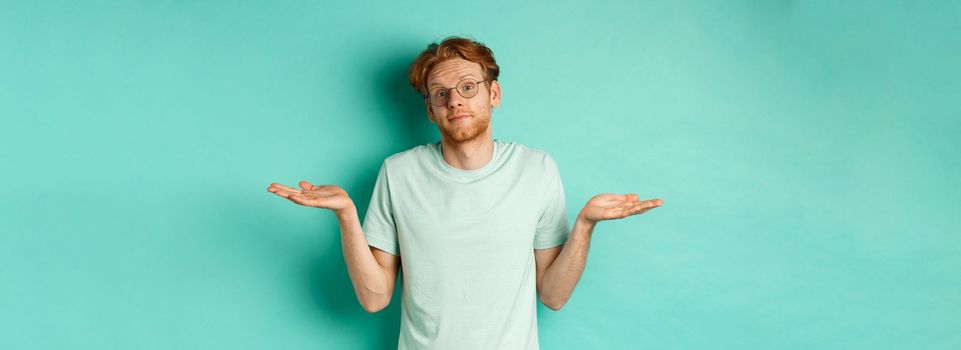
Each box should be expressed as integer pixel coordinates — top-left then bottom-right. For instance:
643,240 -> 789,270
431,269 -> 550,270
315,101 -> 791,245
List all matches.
579,193 -> 662,223
267,181 -> 354,211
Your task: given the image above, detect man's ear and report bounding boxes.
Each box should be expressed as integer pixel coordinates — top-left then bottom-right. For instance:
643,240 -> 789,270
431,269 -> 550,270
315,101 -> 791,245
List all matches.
490,80 -> 501,108
424,98 -> 436,123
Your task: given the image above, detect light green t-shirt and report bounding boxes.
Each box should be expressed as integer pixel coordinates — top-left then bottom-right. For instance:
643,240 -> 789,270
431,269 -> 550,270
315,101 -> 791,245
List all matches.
362,139 -> 571,350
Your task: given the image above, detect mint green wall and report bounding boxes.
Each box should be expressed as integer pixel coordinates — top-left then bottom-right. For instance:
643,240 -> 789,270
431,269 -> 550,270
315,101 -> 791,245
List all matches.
2,1 -> 959,349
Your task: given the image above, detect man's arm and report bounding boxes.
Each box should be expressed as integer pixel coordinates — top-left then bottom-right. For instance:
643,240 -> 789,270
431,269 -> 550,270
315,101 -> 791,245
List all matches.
337,205 -> 401,313
268,181 -> 400,313
535,215 -> 595,311
535,194 -> 662,311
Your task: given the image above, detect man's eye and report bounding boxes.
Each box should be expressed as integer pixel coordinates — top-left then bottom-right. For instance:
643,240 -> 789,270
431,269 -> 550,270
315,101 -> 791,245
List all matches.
463,84 -> 474,91
437,90 -> 449,97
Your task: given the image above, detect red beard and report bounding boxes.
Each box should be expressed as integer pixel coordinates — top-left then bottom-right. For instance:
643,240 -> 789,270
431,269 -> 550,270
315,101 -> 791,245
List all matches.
439,113 -> 491,144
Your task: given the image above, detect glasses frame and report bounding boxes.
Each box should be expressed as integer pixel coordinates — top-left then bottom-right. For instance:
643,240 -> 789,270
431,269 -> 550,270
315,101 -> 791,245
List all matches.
426,78 -> 488,107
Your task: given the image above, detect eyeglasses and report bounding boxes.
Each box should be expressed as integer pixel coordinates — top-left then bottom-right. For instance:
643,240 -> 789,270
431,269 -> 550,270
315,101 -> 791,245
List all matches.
427,78 -> 488,106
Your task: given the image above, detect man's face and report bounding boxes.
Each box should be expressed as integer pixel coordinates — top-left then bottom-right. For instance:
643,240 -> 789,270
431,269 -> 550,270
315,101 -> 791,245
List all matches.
425,58 -> 501,144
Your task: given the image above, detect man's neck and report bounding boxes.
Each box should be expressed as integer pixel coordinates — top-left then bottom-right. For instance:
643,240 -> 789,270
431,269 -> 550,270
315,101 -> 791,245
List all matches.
440,135 -> 494,171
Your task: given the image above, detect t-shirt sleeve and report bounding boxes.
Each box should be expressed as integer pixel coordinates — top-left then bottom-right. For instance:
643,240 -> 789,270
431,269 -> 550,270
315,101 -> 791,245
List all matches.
361,161 -> 400,256
534,156 -> 571,249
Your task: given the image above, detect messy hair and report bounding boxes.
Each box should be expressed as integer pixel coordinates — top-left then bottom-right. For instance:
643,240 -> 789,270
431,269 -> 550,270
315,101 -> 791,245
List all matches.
408,36 -> 500,98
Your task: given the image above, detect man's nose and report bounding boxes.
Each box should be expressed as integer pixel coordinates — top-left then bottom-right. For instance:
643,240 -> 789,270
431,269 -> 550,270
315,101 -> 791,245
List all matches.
447,90 -> 464,108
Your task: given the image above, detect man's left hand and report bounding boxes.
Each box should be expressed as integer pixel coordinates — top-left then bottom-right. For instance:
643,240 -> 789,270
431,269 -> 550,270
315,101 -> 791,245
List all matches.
578,194 -> 662,224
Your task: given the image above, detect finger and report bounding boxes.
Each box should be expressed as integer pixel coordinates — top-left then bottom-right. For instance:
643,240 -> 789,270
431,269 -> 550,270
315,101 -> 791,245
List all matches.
630,199 -> 660,208
290,193 -> 333,208
638,200 -> 660,210
267,185 -> 300,195
643,199 -> 660,208
288,193 -> 311,206
271,189 -> 301,199
268,185 -> 303,198
298,180 -> 317,191
268,183 -> 301,193
625,193 -> 640,202
627,200 -> 661,215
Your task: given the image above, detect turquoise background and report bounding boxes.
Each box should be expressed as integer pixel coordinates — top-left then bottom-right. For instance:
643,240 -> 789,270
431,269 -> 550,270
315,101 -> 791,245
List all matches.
2,1 -> 959,349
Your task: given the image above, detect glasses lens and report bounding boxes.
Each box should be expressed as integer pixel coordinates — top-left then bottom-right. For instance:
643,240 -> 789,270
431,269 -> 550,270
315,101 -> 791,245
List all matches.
458,80 -> 479,98
429,79 -> 482,106
430,89 -> 449,106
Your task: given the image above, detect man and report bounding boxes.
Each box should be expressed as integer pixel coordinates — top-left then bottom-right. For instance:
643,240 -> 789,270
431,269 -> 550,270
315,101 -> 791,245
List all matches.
267,36 -> 662,349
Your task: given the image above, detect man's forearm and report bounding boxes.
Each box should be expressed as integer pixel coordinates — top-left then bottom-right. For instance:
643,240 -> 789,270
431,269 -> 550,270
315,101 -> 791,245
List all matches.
539,213 -> 597,309
336,206 -> 391,311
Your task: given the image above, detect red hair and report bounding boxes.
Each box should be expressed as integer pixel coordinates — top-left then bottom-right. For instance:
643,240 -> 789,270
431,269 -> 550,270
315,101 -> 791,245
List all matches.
408,36 -> 500,97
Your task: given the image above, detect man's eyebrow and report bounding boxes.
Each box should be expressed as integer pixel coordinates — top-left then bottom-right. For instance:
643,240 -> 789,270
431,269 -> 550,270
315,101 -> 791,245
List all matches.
428,74 -> 478,89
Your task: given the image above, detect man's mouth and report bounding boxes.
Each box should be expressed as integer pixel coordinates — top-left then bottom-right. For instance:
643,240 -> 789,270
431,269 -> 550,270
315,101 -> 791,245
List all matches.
448,113 -> 470,122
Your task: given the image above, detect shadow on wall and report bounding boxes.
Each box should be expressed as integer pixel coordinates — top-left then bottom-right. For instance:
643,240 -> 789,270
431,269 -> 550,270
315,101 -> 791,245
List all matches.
303,39 -> 435,349
223,37 -> 435,349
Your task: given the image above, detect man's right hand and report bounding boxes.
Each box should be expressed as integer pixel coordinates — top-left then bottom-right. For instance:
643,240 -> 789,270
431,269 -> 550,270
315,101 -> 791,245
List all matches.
268,180 -> 397,313
267,181 -> 354,212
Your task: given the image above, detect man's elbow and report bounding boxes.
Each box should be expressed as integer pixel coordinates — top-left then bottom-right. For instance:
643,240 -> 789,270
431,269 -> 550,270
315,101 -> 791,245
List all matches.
538,294 -> 568,311
360,297 -> 391,313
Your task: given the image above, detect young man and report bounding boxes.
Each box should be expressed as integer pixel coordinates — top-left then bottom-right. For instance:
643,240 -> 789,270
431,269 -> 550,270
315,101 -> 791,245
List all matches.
267,36 -> 662,350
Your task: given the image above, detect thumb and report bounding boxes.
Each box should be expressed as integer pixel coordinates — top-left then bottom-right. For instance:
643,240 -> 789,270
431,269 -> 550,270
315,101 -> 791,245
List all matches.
299,180 -> 315,190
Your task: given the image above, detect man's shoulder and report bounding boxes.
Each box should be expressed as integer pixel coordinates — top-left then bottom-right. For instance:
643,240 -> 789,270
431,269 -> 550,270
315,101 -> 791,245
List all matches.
380,142 -> 435,169
510,141 -> 554,161
507,141 -> 560,171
